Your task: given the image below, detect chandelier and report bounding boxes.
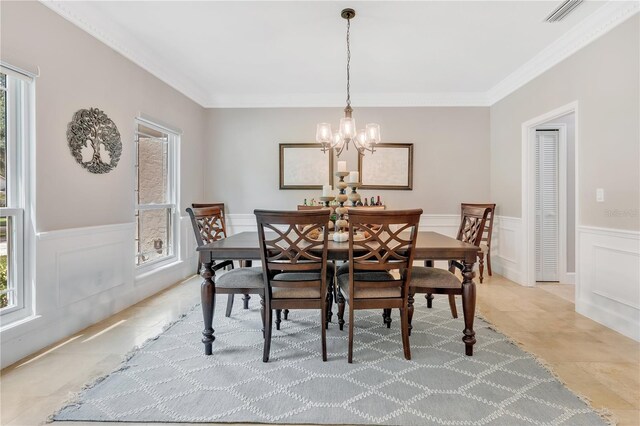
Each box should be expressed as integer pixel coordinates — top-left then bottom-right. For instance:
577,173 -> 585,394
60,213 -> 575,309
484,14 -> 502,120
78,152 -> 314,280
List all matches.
316,8 -> 381,157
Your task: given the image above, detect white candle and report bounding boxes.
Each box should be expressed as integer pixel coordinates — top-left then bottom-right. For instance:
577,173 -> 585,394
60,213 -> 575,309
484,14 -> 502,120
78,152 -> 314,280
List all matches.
348,171 -> 359,183
337,161 -> 347,172
322,185 -> 331,196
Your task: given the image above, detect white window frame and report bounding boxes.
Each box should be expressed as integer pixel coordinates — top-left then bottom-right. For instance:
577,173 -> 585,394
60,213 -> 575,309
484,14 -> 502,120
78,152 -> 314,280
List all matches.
0,63 -> 34,325
134,116 -> 180,274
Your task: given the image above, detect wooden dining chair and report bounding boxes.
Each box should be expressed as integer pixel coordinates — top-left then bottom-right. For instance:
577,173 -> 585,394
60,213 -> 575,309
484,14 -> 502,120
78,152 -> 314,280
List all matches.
191,202 -> 252,312
255,209 -> 331,362
336,209 -> 422,363
461,203 -> 496,283
408,205 -> 490,330
187,206 -> 256,317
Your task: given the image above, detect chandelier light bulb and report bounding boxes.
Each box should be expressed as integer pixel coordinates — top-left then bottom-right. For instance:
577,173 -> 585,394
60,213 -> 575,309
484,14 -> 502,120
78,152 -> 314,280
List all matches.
339,117 -> 357,140
316,123 -> 332,144
332,132 -> 344,149
356,129 -> 368,148
366,123 -> 381,145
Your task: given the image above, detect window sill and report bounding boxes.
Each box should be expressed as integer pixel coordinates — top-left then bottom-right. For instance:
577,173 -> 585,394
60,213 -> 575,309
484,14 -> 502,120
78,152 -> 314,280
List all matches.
0,312 -> 41,335
135,257 -> 185,282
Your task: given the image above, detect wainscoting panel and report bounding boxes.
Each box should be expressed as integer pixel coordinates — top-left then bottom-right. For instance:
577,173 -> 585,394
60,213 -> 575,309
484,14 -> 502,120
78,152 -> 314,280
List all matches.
491,216 -> 525,285
577,226 -> 640,341
0,217 -> 197,369
58,241 -> 128,306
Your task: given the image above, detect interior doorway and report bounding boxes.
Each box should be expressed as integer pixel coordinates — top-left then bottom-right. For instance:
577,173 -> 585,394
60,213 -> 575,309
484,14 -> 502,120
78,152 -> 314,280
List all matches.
534,113 -> 576,285
521,102 -> 578,293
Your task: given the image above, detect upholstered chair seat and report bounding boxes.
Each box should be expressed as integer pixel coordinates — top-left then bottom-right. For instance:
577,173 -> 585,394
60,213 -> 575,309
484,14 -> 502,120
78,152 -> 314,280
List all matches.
216,267 -> 265,289
270,272 -> 332,298
410,266 -> 461,289
337,272 -> 398,299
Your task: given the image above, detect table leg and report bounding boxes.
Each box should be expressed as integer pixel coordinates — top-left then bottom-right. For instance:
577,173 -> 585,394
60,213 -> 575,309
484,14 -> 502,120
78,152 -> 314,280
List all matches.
424,260 -> 434,309
326,284 -> 333,329
461,259 -> 476,356
200,259 -> 216,355
408,291 -> 415,336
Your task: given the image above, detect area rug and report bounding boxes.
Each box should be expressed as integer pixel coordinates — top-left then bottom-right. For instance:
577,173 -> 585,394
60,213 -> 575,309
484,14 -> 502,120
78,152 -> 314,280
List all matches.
53,296 -> 606,425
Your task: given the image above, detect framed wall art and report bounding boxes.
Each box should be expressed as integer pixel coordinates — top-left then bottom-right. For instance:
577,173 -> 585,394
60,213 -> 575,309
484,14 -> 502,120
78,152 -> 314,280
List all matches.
358,143 -> 413,190
279,143 -> 334,189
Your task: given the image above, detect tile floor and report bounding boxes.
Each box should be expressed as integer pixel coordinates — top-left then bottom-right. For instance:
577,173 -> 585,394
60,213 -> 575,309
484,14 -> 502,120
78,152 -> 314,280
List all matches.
1,274 -> 638,426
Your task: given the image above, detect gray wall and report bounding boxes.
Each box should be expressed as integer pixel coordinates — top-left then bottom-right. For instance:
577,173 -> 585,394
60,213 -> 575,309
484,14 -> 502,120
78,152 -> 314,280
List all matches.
1,1 -> 207,232
490,16 -> 640,230
204,107 -> 490,215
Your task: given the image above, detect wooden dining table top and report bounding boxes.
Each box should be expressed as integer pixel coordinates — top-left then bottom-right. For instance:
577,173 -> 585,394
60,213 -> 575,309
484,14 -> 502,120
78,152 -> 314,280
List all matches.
198,231 -> 479,262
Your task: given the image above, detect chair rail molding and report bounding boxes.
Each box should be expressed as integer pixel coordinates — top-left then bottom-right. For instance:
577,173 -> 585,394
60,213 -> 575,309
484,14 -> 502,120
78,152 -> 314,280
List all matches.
576,225 -> 640,341
0,217 -> 197,369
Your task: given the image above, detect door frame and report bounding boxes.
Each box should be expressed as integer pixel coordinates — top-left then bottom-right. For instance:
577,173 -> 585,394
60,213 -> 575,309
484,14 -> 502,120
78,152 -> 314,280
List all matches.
521,101 -> 578,288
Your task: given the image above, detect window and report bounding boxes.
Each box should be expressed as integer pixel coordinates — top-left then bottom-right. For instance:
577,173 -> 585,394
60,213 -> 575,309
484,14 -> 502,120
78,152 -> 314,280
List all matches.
135,118 -> 179,269
0,67 -> 30,316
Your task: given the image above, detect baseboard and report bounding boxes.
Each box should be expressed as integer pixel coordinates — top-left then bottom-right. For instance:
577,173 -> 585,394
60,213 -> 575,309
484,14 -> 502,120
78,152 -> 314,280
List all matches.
562,272 -> 576,285
491,257 -> 524,285
576,297 -> 640,341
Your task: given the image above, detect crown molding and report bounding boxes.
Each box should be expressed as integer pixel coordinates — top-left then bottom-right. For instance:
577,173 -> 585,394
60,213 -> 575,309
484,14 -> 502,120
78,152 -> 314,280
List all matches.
39,0 -> 639,109
39,0 -> 210,107
487,1 -> 640,105
204,92 -> 491,108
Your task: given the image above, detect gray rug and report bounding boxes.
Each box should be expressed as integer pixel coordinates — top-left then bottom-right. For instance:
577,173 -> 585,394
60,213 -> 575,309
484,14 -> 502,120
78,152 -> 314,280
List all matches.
54,296 -> 605,425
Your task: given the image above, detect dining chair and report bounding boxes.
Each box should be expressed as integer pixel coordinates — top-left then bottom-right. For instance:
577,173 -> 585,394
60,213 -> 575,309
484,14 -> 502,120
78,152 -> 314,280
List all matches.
336,209 -> 422,363
255,209 -> 331,362
461,203 -> 496,283
187,206 -> 258,317
408,205 -> 490,330
191,202 -> 252,312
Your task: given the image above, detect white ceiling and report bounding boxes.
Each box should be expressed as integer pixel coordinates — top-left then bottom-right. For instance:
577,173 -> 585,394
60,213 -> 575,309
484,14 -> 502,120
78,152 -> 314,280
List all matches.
43,1 -> 638,107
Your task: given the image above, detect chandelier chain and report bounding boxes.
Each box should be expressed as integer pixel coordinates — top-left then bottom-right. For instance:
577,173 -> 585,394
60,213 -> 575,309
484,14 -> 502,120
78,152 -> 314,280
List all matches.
316,8 -> 379,157
346,17 -> 351,108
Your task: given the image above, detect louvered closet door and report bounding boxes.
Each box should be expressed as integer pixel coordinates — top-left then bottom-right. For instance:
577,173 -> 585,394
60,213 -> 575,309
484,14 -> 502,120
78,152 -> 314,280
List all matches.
535,130 -> 559,281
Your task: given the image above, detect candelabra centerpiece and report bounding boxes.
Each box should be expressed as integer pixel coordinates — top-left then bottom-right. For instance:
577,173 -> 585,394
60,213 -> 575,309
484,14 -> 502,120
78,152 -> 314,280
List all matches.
333,171 -> 350,242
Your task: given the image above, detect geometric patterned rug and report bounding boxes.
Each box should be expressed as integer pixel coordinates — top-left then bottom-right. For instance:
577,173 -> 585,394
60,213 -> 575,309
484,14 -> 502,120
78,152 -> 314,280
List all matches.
53,296 -> 606,425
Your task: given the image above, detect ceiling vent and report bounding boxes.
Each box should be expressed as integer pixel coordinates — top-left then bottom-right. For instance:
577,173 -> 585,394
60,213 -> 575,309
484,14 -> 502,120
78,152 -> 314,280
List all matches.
545,0 -> 583,22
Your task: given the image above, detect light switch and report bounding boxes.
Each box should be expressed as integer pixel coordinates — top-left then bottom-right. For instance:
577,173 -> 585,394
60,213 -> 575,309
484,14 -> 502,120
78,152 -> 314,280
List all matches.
596,188 -> 605,202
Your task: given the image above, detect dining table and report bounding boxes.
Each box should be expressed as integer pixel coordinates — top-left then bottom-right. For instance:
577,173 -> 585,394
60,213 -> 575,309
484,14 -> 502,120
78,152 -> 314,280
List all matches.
197,231 -> 480,357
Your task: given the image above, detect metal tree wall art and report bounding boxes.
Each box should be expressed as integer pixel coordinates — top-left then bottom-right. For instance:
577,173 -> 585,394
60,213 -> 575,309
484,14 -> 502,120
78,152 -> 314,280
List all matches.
67,108 -> 122,174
